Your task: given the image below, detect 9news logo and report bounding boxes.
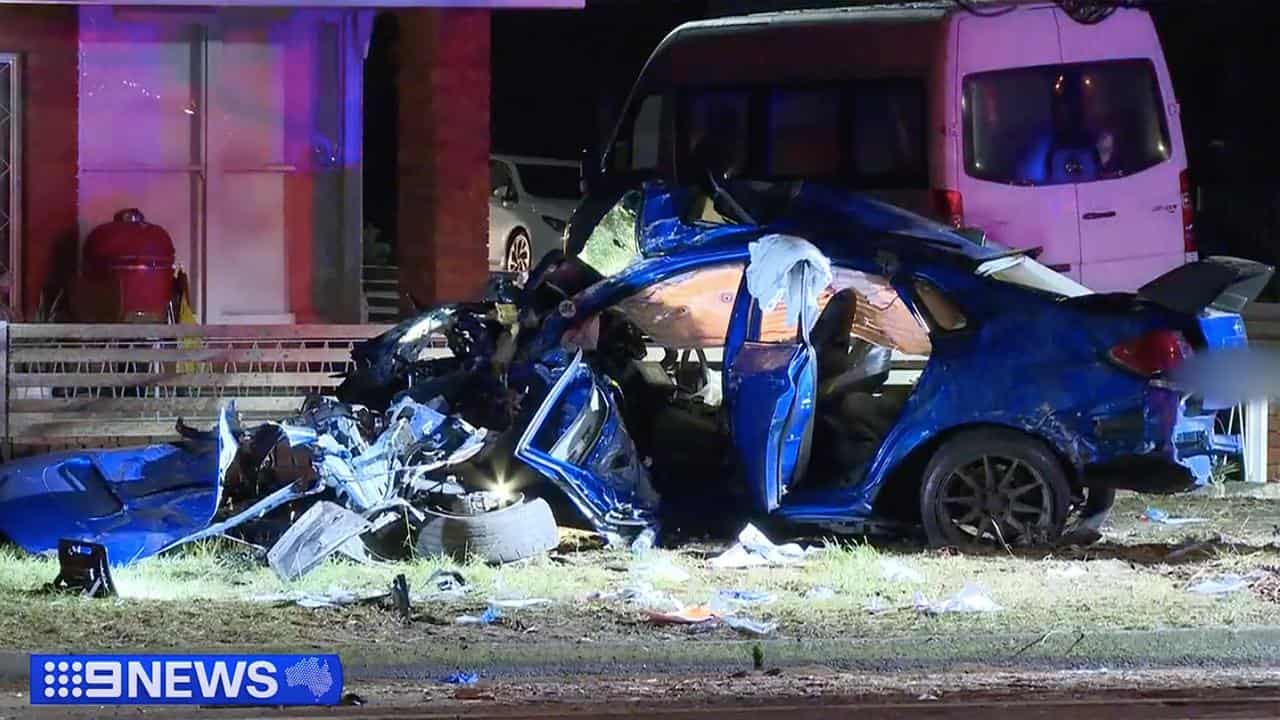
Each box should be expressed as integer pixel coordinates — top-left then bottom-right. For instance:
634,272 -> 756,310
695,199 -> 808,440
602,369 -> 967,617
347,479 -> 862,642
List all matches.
30,654 -> 342,706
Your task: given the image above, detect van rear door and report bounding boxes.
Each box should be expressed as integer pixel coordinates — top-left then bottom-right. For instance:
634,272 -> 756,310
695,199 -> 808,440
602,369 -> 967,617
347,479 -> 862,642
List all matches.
1055,9 -> 1187,291
952,8 -> 1083,281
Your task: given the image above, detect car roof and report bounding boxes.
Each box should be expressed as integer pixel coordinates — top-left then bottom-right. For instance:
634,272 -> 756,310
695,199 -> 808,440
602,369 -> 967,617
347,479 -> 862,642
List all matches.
491,154 -> 578,168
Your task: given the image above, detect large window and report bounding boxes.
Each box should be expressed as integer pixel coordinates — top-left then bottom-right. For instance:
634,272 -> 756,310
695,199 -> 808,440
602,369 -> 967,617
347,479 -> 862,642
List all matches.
675,80 -> 927,188
1,53 -> 18,315
963,59 -> 1172,186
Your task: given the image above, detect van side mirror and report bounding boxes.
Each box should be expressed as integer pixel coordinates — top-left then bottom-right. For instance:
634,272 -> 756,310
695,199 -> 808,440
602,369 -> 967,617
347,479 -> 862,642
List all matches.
580,145 -> 601,195
492,185 -> 514,203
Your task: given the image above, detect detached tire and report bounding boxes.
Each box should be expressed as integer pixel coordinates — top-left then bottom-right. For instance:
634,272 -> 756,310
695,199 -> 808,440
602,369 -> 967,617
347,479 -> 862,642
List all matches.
415,497 -> 558,564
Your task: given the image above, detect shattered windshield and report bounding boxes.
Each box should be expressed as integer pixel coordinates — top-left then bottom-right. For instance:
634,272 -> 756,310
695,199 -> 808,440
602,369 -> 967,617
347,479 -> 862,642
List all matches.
577,189 -> 643,277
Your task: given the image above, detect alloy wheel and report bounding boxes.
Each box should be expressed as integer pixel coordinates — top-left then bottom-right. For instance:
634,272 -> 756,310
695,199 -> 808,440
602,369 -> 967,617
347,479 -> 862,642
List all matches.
935,454 -> 1055,545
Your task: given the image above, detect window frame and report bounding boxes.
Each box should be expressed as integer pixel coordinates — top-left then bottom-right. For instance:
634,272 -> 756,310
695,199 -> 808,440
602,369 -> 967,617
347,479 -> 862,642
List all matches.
1,52 -> 20,313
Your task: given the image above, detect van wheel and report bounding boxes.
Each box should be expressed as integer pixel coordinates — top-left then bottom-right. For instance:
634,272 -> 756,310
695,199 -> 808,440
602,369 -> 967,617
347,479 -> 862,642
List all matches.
416,494 -> 558,564
920,429 -> 1070,548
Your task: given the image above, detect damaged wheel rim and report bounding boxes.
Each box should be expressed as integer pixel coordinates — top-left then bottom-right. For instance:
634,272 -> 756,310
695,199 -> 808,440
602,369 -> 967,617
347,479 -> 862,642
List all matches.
936,455 -> 1052,545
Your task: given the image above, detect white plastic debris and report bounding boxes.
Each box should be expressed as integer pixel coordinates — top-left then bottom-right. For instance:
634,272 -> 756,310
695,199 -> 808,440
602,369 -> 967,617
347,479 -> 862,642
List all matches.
586,581 -> 684,614
632,555 -> 691,585
720,615 -> 777,637
710,524 -> 819,569
488,597 -> 553,610
880,558 -> 925,583
1188,571 -> 1267,597
745,234 -> 833,336
913,584 -> 1003,615
804,586 -> 836,601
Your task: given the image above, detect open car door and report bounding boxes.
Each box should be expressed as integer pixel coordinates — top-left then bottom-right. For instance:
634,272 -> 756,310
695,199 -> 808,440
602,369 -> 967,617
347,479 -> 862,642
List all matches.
723,273 -> 818,515
514,350 -> 661,543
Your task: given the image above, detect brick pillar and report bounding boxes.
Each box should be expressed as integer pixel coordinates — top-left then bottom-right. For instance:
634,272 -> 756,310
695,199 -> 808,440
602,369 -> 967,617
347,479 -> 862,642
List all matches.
395,8 -> 491,310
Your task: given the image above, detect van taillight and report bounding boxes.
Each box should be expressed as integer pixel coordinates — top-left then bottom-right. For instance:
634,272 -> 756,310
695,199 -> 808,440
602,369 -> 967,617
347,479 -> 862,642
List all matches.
932,188 -> 964,228
1108,330 -> 1191,377
1180,169 -> 1196,253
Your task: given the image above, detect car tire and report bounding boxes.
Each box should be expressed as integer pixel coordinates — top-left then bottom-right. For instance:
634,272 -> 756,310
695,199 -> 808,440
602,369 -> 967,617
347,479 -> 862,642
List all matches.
920,428 -> 1071,548
505,230 -> 533,275
415,496 -> 558,564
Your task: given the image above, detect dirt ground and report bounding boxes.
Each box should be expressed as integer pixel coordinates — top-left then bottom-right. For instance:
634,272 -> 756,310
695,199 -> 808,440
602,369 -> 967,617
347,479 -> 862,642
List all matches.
5,666 -> 1280,719
1,491 -> 1279,652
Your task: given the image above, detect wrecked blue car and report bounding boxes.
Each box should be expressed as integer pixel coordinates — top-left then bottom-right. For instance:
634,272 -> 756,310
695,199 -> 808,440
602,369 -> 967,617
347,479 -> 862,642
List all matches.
342,173 -> 1272,548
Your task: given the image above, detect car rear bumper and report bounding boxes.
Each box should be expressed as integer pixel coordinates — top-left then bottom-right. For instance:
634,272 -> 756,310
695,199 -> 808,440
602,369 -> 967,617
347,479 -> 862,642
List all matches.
1085,384 -> 1238,493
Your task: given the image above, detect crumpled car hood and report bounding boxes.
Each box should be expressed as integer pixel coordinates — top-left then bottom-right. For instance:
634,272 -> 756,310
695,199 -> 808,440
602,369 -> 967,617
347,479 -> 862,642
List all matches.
0,409 -> 237,565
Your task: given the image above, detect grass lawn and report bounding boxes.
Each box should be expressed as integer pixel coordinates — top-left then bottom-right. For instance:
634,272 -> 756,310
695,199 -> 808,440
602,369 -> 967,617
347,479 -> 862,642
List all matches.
1,492 -> 1278,652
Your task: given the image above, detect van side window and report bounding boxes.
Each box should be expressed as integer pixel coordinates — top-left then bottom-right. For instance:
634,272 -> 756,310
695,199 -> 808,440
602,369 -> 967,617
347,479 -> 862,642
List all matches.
674,80 -> 927,189
611,94 -> 665,173
852,83 -> 925,181
768,89 -> 841,177
630,95 -> 664,171
685,90 -> 751,175
963,60 -> 1171,186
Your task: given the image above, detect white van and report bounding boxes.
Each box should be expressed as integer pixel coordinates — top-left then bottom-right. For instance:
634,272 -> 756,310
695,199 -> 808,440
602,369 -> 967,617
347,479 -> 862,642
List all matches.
595,2 -> 1193,291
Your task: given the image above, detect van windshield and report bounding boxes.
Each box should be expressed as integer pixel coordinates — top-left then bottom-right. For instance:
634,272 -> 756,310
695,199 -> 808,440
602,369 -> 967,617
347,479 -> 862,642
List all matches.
963,59 -> 1171,186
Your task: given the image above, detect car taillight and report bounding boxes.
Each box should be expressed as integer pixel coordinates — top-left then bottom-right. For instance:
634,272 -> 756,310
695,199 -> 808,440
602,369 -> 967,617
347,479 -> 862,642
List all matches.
1108,330 -> 1192,377
1180,169 -> 1196,253
932,188 -> 964,228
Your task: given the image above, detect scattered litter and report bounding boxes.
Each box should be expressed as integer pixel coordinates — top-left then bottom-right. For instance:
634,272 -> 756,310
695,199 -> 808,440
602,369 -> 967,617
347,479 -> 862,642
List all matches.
455,605 -> 502,626
804,586 -> 836,601
630,527 -> 657,555
1140,507 -> 1207,526
488,597 -> 553,610
441,671 -> 479,686
632,555 -> 691,584
644,606 -> 717,625
339,692 -> 366,706
863,596 -> 891,615
880,558 -> 925,583
720,615 -> 777,637
913,584 -> 1003,615
587,582 -> 683,613
1187,571 -> 1267,596
917,692 -> 939,702
1047,564 -> 1088,580
710,524 -> 819,569
424,569 -> 468,599
715,589 -> 774,606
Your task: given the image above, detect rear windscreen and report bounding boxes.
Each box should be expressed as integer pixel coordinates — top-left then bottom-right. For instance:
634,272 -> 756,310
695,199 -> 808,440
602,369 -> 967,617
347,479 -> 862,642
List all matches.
963,59 -> 1171,186
676,80 -> 927,189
